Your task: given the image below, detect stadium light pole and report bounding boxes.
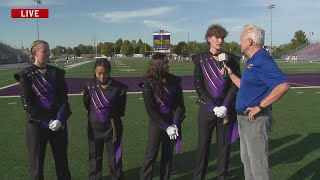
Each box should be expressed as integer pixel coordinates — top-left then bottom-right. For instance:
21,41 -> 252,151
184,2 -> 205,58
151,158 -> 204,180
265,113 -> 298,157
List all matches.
34,0 -> 42,40
267,4 -> 275,56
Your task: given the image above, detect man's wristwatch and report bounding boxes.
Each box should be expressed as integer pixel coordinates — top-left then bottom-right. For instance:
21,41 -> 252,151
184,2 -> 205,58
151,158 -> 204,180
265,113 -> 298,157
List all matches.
257,103 -> 265,110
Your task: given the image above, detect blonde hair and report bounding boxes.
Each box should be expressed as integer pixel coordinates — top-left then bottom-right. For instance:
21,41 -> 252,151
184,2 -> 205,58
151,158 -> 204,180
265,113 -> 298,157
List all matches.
30,40 -> 49,59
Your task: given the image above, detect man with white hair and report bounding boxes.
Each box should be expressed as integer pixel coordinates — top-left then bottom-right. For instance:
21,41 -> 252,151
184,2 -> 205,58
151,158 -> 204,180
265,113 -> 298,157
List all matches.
225,25 -> 290,179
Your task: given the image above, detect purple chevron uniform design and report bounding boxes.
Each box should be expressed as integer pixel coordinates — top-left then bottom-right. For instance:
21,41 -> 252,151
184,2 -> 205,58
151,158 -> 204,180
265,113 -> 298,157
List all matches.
88,82 -> 114,123
30,69 -> 56,109
29,67 -> 56,127
155,86 -> 177,114
199,53 -> 226,99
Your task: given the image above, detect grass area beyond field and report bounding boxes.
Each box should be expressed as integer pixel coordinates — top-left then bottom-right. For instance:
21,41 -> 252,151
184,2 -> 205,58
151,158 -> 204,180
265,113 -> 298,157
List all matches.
1,59 -> 320,87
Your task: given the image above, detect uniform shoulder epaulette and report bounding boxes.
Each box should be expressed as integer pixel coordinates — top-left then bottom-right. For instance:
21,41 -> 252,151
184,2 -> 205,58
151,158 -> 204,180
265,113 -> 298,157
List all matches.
14,66 -> 33,82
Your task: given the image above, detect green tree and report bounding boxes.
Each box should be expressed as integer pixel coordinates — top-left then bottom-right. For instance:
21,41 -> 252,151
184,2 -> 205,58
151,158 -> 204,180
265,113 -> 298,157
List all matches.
101,46 -> 107,56
114,38 -> 123,54
175,41 -> 188,55
78,44 -> 88,54
223,41 -> 241,56
134,39 -> 143,54
187,41 -> 200,55
120,40 -> 133,56
289,30 -> 309,51
66,47 -> 73,54
51,46 -> 65,56
131,40 -> 137,49
140,43 -> 152,56
97,42 -> 104,54
104,42 -> 115,56
86,45 -> 94,54
73,47 -> 81,57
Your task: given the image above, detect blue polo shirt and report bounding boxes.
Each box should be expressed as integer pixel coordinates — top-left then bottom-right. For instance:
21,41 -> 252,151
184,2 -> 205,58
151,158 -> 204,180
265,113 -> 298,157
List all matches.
236,48 -> 288,112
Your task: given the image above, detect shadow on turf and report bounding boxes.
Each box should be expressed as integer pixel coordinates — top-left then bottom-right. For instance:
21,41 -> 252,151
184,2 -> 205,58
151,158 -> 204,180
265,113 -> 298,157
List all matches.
100,133 -> 306,179
270,133 -> 320,179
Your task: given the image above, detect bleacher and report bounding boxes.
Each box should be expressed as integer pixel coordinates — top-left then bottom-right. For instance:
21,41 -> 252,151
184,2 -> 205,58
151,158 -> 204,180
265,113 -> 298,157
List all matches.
0,42 -> 30,64
286,42 -> 320,61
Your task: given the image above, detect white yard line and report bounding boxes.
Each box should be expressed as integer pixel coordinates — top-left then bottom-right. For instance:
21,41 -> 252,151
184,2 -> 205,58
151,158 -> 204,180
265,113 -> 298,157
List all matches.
0,83 -> 19,90
64,61 -> 92,70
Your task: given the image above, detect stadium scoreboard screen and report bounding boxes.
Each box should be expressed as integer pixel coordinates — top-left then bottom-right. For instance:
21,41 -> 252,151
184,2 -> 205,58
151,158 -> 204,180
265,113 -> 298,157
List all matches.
153,30 -> 170,53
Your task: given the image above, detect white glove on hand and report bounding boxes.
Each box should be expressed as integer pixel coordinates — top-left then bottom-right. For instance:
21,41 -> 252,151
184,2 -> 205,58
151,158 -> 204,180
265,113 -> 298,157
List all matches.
166,126 -> 177,140
171,124 -> 179,138
49,120 -> 61,131
216,106 -> 227,118
213,106 -> 219,115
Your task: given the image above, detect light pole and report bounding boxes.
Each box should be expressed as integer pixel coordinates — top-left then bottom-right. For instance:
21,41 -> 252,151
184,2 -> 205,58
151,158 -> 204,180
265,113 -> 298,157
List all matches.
34,0 -> 42,40
267,4 -> 275,55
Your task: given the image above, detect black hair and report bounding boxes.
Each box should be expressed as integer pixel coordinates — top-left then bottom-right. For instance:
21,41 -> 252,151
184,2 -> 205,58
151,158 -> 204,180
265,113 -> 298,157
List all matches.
93,58 -> 111,77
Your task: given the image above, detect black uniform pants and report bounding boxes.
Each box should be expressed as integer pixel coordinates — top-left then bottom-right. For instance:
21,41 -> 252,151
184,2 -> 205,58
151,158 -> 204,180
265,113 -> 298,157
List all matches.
140,122 -> 174,180
88,122 -> 123,180
193,105 -> 230,180
26,122 -> 71,180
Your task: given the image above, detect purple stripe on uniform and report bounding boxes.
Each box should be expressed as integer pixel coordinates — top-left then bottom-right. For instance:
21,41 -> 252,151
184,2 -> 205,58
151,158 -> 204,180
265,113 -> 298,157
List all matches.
115,140 -> 122,165
57,111 -> 66,123
173,117 -> 179,125
201,54 -> 226,97
228,119 -> 239,144
93,91 -> 104,107
33,75 -> 48,92
99,88 -> 109,104
205,101 -> 216,112
206,55 -> 224,83
175,137 -> 182,153
222,100 -> 231,109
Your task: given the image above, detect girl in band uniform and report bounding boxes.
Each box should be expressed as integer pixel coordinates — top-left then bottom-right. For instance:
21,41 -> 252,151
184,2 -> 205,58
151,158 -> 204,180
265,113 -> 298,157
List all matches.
139,53 -> 185,180
14,40 -> 72,180
83,58 -> 128,180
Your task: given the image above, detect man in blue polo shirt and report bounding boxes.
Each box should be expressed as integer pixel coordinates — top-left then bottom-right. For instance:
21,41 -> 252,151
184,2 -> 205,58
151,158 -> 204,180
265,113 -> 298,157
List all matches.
225,24 -> 290,180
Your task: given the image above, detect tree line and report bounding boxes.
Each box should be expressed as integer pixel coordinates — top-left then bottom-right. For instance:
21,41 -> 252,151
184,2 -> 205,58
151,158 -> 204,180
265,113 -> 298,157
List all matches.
51,30 -> 310,59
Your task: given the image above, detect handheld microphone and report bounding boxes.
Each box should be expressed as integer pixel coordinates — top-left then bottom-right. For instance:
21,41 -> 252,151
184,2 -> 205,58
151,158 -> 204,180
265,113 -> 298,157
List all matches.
218,53 -> 228,76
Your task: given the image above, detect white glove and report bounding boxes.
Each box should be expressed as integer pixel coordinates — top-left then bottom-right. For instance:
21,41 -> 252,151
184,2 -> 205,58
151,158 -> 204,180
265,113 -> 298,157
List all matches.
213,106 -> 219,115
166,126 -> 177,140
49,120 -> 61,131
171,124 -> 179,138
216,106 -> 227,118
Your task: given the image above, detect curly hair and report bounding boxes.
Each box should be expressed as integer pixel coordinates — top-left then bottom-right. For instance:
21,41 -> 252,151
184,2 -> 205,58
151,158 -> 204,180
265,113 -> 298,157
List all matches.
205,24 -> 228,43
145,53 -> 168,99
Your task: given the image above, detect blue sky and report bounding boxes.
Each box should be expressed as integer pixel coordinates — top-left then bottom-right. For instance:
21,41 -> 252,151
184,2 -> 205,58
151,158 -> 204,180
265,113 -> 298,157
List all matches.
1,0 -> 319,49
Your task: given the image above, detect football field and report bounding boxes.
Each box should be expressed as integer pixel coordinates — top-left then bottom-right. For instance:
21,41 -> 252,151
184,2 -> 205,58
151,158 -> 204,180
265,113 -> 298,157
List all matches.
0,59 -> 320,179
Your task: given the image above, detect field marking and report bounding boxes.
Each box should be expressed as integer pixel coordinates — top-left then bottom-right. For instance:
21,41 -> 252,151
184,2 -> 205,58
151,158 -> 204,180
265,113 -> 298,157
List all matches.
296,92 -> 304,94
8,102 -> 17,105
117,69 -> 136,72
64,61 -> 92,70
1,87 -> 320,98
0,83 -> 19,90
